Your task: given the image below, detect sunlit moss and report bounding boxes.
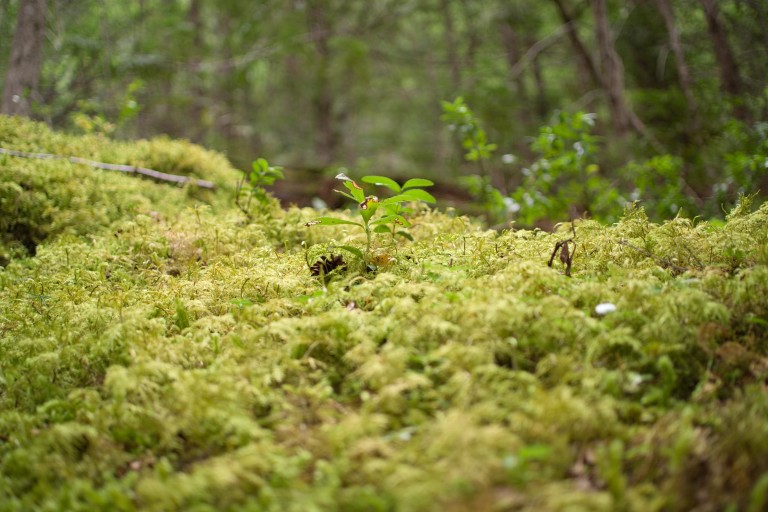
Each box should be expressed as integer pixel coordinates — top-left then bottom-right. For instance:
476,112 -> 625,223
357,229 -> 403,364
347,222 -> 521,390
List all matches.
1,119 -> 767,511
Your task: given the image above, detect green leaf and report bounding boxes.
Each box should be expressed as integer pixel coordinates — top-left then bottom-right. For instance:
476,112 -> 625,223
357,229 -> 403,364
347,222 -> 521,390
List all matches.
362,175 -> 401,193
334,189 -> 358,202
396,230 -> 414,241
337,244 -> 365,260
343,181 -> 366,202
382,203 -> 401,216
402,178 -> 434,189
380,194 -> 417,206
373,225 -> 392,234
305,217 -> 362,228
370,214 -> 411,227
401,189 -> 436,203
360,205 -> 377,224
230,298 -> 254,308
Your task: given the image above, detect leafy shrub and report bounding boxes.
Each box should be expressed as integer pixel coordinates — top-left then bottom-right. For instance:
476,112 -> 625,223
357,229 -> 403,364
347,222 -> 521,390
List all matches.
305,172 -> 435,258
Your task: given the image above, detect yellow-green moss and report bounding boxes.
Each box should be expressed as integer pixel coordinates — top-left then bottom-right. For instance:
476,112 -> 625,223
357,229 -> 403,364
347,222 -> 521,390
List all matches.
1,121 -> 767,511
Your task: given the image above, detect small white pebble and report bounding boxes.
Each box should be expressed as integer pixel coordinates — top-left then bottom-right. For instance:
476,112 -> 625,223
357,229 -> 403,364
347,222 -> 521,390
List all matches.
595,303 -> 617,315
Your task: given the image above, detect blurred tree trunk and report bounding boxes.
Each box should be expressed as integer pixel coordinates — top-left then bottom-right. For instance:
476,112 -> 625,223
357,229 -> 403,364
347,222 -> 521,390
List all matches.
591,0 -> 660,150
745,0 -> 768,51
591,0 -> 631,135
440,0 -> 462,91
187,0 -> 206,143
1,0 -> 47,117
307,1 -> 340,165
551,0 -> 601,89
458,0 -> 479,88
530,45 -> 548,118
699,0 -> 749,120
500,19 -> 530,118
654,0 -> 700,135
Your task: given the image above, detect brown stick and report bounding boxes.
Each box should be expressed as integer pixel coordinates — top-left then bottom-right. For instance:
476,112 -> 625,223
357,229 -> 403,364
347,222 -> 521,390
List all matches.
0,147 -> 215,189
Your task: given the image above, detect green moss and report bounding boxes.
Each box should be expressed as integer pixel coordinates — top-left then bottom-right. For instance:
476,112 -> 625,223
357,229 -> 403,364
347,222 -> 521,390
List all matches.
1,121 -> 768,510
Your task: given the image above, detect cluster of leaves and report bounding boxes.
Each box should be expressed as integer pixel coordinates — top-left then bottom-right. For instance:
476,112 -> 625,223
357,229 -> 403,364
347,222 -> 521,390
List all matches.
441,97 -> 498,164
235,158 -> 285,218
509,111 -> 625,225
441,97 -> 507,223
621,120 -> 768,221
443,98 -> 768,226
305,173 -> 435,257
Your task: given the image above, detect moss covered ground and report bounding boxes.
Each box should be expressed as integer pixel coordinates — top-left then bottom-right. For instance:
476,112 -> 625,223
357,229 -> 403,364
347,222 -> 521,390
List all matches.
1,115 -> 768,511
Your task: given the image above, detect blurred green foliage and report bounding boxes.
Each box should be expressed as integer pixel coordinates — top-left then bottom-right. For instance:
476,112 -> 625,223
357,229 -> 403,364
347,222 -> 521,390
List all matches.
1,0 -> 767,224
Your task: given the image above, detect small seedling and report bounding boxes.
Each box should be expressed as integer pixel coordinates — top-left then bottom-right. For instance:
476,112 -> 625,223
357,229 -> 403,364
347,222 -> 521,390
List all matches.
236,158 -> 284,218
360,175 -> 436,241
305,173 -> 435,256
441,97 -> 508,224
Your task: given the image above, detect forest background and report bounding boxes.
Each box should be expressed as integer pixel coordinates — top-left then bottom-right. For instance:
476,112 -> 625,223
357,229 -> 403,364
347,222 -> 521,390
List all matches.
1,0 -> 766,226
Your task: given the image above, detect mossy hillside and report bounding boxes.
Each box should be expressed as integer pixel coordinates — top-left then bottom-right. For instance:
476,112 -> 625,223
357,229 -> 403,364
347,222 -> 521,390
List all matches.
0,115 -> 247,263
1,124 -> 768,511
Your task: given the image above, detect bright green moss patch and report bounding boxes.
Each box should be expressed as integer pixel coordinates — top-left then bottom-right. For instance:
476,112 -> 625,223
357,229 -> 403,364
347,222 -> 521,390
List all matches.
2,120 -> 768,511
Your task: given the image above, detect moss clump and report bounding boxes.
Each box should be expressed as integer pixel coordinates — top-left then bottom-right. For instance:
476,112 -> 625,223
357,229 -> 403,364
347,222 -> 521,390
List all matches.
1,120 -> 768,511
0,115 -> 247,263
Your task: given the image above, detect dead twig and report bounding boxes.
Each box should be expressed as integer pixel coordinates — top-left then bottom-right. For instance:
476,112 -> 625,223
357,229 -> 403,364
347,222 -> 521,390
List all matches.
548,238 -> 575,277
0,147 -> 215,189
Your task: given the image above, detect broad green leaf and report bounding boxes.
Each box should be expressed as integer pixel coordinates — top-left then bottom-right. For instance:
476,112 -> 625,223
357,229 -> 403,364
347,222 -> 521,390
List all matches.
343,181 -> 366,202
361,175 -> 401,193
360,203 -> 378,223
380,194 -> 417,206
402,189 -> 436,203
305,217 -> 362,228
370,214 -> 411,227
373,225 -> 392,234
334,189 -> 358,202
402,178 -> 434,189
382,203 -> 401,216
337,244 -> 365,260
396,230 -> 414,241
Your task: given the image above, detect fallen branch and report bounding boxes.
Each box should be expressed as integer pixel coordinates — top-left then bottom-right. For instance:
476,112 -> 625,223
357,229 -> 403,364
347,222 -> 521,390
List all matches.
0,147 -> 216,189
617,238 -> 689,274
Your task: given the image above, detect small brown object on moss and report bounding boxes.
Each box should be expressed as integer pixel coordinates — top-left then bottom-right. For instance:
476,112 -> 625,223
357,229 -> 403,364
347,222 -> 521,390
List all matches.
310,254 -> 347,276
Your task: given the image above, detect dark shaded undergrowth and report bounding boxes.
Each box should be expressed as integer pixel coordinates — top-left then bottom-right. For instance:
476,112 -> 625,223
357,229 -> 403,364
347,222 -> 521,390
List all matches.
1,116 -> 767,511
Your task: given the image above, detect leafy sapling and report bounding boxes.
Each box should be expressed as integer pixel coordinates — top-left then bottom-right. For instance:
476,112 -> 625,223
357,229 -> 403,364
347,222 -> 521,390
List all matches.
236,158 -> 284,218
360,175 -> 436,241
304,173 -> 435,257
441,97 -> 508,224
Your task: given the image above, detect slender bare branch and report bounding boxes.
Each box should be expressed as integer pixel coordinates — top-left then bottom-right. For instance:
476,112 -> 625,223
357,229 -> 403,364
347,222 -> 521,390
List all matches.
0,147 -> 216,189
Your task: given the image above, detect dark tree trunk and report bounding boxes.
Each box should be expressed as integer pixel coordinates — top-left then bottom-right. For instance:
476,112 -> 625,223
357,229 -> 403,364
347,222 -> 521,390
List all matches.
590,0 -> 661,148
699,0 -> 749,120
655,0 -> 700,134
500,19 -> 530,113
307,0 -> 340,166
531,47 -> 548,118
551,0 -> 601,89
592,0 -> 631,134
1,0 -> 47,117
440,0 -> 462,91
187,0 -> 206,143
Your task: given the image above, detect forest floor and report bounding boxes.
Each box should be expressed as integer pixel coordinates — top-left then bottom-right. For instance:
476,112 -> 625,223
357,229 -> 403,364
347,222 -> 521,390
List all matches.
1,115 -> 767,512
